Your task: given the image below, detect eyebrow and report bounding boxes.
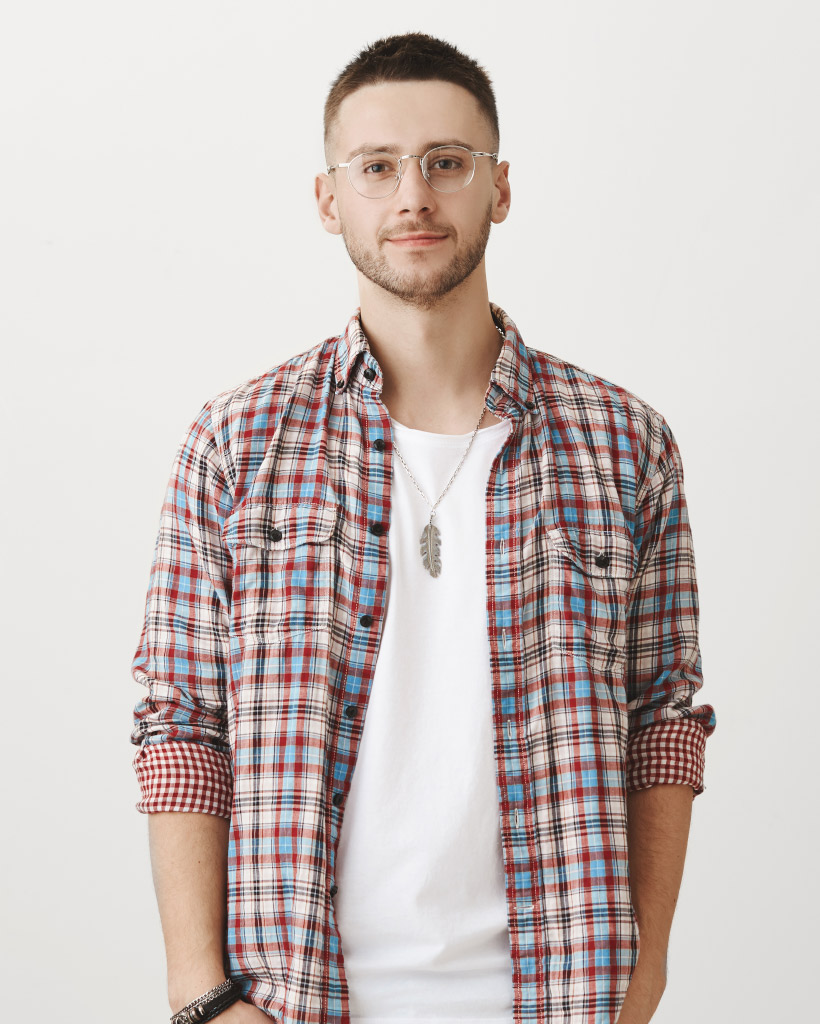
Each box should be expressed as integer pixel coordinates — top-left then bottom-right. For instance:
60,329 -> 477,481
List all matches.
344,139 -> 478,162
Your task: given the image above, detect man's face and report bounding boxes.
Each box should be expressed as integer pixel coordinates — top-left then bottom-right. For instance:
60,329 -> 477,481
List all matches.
318,80 -> 510,312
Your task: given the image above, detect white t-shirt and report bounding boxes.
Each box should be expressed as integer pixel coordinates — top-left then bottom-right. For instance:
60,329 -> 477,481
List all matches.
333,413 -> 515,1024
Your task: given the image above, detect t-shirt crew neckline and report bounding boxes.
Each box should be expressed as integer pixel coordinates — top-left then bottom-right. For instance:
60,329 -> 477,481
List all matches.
389,415 -> 511,446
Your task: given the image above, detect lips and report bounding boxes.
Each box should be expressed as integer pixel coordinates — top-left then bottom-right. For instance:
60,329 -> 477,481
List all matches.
388,233 -> 448,247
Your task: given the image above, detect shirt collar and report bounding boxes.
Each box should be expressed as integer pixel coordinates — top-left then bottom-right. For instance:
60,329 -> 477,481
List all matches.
332,302 -> 535,416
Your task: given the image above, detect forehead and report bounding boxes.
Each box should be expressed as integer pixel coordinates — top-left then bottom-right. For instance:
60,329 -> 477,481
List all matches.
334,80 -> 489,160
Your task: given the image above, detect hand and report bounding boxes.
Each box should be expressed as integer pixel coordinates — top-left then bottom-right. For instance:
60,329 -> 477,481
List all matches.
615,958 -> 667,1024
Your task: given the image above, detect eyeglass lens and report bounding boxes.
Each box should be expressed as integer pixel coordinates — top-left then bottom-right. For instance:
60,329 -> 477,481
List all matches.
348,146 -> 474,198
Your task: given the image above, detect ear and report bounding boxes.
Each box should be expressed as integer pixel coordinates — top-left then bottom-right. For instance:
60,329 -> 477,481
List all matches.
315,172 -> 343,236
491,160 -> 511,225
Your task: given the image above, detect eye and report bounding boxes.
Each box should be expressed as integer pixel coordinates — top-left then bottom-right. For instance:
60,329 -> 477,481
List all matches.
358,154 -> 398,176
430,157 -> 463,171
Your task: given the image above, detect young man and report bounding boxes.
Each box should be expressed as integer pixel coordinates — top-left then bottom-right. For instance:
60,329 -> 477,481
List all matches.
131,32 -> 716,1024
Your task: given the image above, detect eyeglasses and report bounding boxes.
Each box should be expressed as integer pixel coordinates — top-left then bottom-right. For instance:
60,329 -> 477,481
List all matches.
327,145 -> 499,199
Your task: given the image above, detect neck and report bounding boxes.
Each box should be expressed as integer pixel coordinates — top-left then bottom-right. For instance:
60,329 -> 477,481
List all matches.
357,273 -> 504,433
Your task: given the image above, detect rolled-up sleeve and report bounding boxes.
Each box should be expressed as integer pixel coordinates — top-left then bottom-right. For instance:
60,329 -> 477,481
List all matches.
624,418 -> 716,798
130,400 -> 234,819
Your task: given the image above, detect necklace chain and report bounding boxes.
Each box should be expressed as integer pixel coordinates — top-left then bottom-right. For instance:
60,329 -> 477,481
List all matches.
389,322 -> 507,577
391,404 -> 488,515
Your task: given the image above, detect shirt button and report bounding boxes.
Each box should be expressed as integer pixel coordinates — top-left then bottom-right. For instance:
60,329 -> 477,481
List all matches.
594,552 -> 610,568
363,367 -> 376,381
330,884 -> 338,897
344,705 -> 358,719
370,522 -> 385,536
332,792 -> 344,806
334,377 -> 344,390
373,438 -> 386,451
267,527 -> 283,541
359,613 -> 374,627
525,400 -> 535,410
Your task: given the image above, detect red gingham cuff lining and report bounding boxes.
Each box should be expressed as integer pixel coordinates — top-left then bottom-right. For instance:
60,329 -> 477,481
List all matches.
625,717 -> 707,797
133,739 -> 233,818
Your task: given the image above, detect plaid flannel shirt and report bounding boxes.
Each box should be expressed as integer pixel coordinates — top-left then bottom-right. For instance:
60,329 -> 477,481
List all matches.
130,302 -> 716,1023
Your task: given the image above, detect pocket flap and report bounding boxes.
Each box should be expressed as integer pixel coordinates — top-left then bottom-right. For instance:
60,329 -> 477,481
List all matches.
222,499 -> 338,551
546,523 -> 637,579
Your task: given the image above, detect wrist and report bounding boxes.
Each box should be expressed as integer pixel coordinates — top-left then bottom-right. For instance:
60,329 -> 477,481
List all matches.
169,977 -> 242,1024
169,965 -> 230,1014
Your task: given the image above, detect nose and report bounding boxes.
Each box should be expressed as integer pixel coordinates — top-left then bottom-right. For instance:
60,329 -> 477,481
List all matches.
395,156 -> 436,212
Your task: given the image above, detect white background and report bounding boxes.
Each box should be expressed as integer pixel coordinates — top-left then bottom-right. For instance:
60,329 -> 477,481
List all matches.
1,2 -> 817,1021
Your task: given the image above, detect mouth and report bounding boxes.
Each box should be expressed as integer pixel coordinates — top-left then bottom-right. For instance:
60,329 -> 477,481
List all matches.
387,234 -> 448,248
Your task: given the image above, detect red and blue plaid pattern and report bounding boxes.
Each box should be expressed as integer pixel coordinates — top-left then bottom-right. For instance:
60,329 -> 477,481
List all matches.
131,303 -> 716,1023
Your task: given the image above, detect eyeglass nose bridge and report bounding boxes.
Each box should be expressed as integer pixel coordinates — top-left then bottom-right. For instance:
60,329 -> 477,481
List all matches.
391,154 -> 426,195
385,150 -> 477,197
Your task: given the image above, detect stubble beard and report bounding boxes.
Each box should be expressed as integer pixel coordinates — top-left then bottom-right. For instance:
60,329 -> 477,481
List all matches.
339,200 -> 494,313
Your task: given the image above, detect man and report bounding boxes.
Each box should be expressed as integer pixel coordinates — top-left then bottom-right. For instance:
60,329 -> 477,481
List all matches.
130,31 -> 716,1024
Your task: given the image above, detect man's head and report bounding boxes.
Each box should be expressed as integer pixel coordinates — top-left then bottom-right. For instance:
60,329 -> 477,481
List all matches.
315,33 -> 511,312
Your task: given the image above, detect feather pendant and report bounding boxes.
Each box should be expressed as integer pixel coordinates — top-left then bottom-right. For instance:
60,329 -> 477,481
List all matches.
419,521 -> 442,577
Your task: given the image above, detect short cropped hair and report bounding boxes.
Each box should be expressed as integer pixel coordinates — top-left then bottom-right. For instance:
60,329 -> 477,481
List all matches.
323,31 -> 500,164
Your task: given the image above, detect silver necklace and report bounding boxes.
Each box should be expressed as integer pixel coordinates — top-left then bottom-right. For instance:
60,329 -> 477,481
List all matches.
391,323 -> 506,578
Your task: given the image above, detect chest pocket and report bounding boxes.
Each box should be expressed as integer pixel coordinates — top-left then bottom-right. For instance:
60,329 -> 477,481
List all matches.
541,520 -> 639,680
222,499 -> 338,640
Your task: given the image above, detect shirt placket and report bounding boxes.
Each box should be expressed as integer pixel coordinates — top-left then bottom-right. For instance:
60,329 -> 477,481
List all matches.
483,382 -> 548,1023
322,348 -> 398,1024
